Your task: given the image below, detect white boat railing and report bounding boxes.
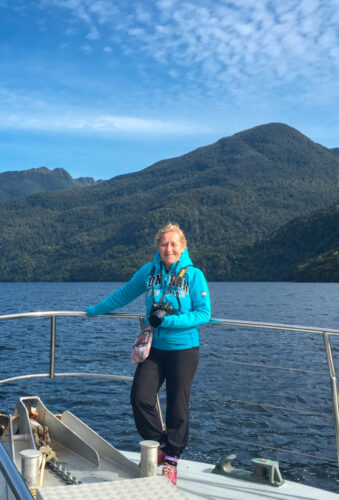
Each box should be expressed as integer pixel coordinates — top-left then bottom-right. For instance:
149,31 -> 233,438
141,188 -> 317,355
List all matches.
1,311 -> 339,471
0,442 -> 34,499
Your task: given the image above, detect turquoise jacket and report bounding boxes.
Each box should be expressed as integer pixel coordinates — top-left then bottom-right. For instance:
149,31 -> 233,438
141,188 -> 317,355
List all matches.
86,248 -> 211,350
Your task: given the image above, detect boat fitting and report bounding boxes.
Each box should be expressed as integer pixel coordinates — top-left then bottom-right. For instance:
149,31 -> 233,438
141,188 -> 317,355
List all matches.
213,454 -> 284,487
20,449 -> 41,490
139,440 -> 159,477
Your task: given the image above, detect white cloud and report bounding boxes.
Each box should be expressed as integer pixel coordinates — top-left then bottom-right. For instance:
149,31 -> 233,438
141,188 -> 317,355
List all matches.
120,0 -> 339,102
81,44 -> 93,53
88,1 -> 118,24
0,106 -> 209,135
35,1 -> 338,95
86,26 -> 100,40
4,0 -> 339,112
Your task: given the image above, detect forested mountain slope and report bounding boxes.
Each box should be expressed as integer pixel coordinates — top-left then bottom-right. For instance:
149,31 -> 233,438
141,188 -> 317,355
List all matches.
227,203 -> 339,282
0,123 -> 338,281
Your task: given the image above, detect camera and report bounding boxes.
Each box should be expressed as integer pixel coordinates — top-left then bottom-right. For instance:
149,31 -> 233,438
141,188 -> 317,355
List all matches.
149,302 -> 175,328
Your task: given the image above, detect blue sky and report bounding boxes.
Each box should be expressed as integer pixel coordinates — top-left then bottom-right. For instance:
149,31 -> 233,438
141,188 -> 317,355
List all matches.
0,0 -> 338,180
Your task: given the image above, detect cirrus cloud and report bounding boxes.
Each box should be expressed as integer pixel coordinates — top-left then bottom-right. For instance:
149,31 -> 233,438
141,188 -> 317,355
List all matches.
35,0 -> 339,104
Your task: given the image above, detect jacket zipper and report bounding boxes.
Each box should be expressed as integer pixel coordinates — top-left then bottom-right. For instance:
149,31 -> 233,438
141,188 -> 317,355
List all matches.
158,269 -> 169,337
156,261 -> 179,338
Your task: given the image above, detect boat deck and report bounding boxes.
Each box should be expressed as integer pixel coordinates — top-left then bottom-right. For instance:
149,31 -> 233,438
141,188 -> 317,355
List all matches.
123,451 -> 339,500
36,451 -> 339,500
37,476 -> 185,500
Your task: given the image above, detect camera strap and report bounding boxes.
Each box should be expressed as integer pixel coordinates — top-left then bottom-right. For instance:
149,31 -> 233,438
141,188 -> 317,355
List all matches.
174,266 -> 189,311
158,261 -> 179,305
150,262 -> 189,311
150,262 -> 167,304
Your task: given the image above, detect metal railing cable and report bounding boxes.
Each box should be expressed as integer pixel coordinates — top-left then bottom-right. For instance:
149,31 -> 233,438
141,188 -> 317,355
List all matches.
222,359 -> 328,376
212,436 -> 336,463
206,395 -> 331,418
209,317 -> 339,336
0,372 -> 134,385
1,311 -> 339,469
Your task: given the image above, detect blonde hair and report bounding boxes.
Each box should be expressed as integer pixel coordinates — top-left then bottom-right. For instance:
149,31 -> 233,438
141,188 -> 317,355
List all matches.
155,223 -> 187,249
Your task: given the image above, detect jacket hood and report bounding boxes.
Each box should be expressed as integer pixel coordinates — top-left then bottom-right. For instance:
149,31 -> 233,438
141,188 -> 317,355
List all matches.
153,247 -> 193,273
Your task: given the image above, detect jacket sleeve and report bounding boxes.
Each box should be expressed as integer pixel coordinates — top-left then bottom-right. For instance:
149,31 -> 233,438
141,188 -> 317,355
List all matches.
86,263 -> 150,317
161,268 -> 211,329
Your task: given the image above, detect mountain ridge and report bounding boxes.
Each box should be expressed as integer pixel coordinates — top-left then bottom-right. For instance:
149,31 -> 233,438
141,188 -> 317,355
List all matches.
0,122 -> 338,281
0,166 -> 97,201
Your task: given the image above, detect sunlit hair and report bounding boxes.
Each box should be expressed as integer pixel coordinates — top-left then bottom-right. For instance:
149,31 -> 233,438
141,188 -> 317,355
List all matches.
155,223 -> 187,249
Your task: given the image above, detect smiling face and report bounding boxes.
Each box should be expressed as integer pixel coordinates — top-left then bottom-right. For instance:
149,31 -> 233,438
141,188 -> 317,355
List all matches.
158,230 -> 185,270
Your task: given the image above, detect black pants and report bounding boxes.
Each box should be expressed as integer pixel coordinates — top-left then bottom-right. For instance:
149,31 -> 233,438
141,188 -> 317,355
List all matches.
130,347 -> 199,458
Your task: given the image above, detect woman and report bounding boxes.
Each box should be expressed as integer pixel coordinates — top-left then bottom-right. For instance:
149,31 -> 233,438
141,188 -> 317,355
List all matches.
85,223 -> 211,485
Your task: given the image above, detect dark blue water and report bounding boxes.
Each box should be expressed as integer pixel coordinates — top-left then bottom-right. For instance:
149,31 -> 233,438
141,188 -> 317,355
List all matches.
1,282 -> 339,493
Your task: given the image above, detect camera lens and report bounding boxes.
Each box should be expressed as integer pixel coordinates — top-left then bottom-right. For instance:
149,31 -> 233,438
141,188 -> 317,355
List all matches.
149,308 -> 167,327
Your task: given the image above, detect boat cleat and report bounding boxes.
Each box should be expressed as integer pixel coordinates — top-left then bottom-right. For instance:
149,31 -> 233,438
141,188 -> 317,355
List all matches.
212,454 -> 284,487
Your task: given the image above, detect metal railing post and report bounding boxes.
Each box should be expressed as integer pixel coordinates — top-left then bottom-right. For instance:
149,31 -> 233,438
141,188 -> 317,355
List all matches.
1,311 -> 339,469
156,394 -> 166,432
323,332 -> 339,469
50,315 -> 56,378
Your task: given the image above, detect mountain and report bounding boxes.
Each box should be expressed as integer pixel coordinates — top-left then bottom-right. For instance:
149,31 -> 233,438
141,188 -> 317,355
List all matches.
228,203 -> 339,282
0,122 -> 338,281
0,167 -> 97,201
296,248 -> 339,282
